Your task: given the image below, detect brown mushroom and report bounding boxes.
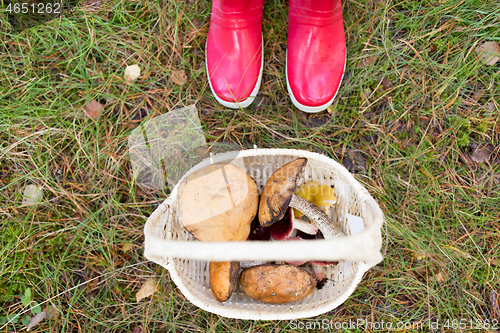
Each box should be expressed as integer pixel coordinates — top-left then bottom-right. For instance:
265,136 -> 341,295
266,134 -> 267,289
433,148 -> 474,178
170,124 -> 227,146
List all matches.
209,261 -> 240,302
258,158 -> 345,239
240,264 -> 316,303
178,163 -> 259,242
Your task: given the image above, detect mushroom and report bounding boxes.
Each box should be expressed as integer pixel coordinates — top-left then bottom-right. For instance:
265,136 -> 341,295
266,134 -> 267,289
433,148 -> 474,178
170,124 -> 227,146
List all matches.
294,181 -> 337,218
243,217 -> 271,269
258,158 -> 345,239
240,264 -> 316,304
311,261 -> 338,281
284,237 -> 308,266
269,207 -> 294,241
293,181 -> 319,218
314,184 -> 337,212
269,207 -> 318,241
178,163 -> 259,242
209,261 -> 240,302
247,216 -> 270,241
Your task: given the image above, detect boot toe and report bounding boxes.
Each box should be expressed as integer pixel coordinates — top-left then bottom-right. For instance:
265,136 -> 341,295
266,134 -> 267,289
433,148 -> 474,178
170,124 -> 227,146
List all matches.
286,0 -> 346,112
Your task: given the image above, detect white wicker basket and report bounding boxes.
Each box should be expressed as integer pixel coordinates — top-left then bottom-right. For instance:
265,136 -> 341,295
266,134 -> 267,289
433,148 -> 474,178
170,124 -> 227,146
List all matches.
144,148 -> 384,320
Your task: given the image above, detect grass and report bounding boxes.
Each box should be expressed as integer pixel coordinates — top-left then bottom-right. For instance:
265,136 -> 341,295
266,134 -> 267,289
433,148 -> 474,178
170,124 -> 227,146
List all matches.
1,0 -> 499,331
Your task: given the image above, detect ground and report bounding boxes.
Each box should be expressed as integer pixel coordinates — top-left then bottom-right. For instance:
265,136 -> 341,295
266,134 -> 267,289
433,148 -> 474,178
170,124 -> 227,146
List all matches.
0,0 -> 499,332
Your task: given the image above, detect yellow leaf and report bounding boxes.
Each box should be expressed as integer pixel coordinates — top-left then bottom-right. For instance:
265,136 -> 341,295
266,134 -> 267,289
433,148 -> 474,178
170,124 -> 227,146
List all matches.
326,104 -> 335,115
136,279 -> 158,302
121,243 -> 134,253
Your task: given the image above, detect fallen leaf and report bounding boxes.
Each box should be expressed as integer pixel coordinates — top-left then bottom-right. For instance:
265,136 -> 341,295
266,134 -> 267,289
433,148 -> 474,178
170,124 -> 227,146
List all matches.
489,257 -> 500,266
484,102 -> 495,112
85,0 -> 103,7
347,149 -> 366,172
73,213 -> 83,222
489,289 -> 500,319
136,279 -> 158,302
121,243 -> 134,253
357,55 -> 376,68
132,326 -> 145,333
26,306 -> 56,331
433,271 -> 446,283
191,18 -> 202,30
411,250 -> 429,260
21,185 -> 43,206
381,77 -> 394,91
171,70 -> 187,85
476,41 -> 500,66
26,311 -> 48,331
470,145 -> 494,163
471,88 -> 485,102
125,65 -> 141,82
84,100 -> 104,120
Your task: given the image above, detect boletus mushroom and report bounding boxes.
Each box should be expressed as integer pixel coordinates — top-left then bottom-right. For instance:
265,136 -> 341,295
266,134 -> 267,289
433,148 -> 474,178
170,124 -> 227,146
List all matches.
209,261 -> 240,302
178,163 -> 259,242
258,158 -> 345,239
240,264 -> 316,304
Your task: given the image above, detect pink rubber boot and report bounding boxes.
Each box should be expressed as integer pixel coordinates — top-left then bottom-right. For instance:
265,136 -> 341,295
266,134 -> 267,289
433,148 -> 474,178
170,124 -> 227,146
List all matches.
206,0 -> 264,108
287,0 -> 346,112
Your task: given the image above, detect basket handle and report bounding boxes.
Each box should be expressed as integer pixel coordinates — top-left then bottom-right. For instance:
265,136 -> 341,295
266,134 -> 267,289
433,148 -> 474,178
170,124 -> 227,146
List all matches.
144,223 -> 383,265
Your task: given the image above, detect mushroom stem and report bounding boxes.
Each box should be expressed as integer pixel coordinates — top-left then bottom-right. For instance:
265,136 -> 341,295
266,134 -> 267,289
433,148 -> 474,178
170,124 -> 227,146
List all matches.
240,261 -> 268,269
289,195 -> 345,239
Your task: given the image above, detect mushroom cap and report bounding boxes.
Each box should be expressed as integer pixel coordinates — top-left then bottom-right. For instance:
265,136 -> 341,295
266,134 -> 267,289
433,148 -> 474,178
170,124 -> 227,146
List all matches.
247,216 -> 271,241
178,163 -> 259,242
270,207 -> 294,241
258,158 -> 307,227
293,181 -> 337,217
209,261 -> 240,302
314,184 -> 337,212
293,181 -> 320,218
240,264 -> 316,304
